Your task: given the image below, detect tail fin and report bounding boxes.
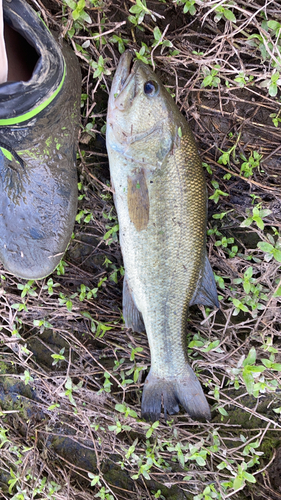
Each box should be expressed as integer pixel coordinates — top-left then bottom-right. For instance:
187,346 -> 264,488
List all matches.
141,366 -> 211,422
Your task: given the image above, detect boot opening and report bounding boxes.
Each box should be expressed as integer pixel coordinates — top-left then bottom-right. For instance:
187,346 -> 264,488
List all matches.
4,22 -> 39,82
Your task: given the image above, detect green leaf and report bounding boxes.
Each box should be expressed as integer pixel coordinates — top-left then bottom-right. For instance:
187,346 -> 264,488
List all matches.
244,266 -> 253,278
153,26 -> 161,41
218,407 -> 229,416
261,358 -> 272,368
88,473 -> 101,486
273,285 -> 281,297
177,449 -> 185,468
254,216 -> 264,230
240,218 -> 253,228
202,340 -> 220,352
195,455 -> 206,466
259,209 -> 272,218
129,4 -> 142,14
272,248 -> 281,262
115,403 -> 125,413
188,340 -> 204,348
202,75 -> 213,87
267,20 -> 281,31
233,475 -> 244,490
244,471 -> 256,483
269,82 -> 278,97
257,241 -> 273,253
224,9 -> 236,22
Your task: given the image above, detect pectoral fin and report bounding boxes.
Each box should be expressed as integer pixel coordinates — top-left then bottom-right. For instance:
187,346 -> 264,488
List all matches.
190,254 -> 219,309
127,169 -> 149,232
123,273 -> 145,333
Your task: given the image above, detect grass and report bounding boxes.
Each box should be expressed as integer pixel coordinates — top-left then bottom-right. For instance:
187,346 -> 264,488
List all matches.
1,0 -> 281,499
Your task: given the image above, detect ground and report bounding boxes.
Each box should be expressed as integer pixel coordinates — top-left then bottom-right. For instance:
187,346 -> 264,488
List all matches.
1,1 -> 281,499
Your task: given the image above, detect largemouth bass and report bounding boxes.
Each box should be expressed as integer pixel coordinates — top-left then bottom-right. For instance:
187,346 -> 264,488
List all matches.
106,51 -> 219,422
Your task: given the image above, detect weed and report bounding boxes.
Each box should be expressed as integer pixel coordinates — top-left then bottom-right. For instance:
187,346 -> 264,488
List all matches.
215,235 -> 234,248
78,283 -> 98,300
60,376 -> 83,407
94,486 -> 115,499
270,110 -> 281,127
108,420 -> 132,435
240,204 -> 272,230
175,0 -> 196,15
20,370 -> 34,386
92,55 -> 111,80
240,151 -> 263,178
63,0 -> 92,26
115,403 -> 138,419
217,133 -> 241,166
232,462 -> 256,490
56,259 -> 68,276
128,0 -> 161,25
135,42 -> 151,65
11,302 -> 28,312
145,421 -> 159,439
104,223 -> 119,244
152,26 -> 173,52
201,66 -> 221,88
17,280 -> 37,298
76,208 -> 94,223
102,371 -> 113,393
257,234 -> 281,262
33,318 -> 53,333
260,70 -> 281,96
42,278 -> 60,296
51,348 -> 66,366
110,34 -> 129,54
214,4 -> 236,23
230,267 -> 268,318
234,71 -> 254,87
209,180 -> 229,204
189,333 -> 222,354
58,292 -> 77,311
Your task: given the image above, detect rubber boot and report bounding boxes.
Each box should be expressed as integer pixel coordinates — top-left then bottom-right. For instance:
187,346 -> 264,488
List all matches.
0,0 -> 81,279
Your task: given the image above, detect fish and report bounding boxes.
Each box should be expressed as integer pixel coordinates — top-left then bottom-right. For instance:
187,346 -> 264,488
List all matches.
106,50 -> 219,422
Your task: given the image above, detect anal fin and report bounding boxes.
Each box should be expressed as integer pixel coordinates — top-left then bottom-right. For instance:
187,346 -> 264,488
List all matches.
123,273 -> 145,333
190,254 -> 219,309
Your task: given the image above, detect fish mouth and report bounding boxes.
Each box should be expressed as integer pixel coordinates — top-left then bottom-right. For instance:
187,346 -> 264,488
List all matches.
119,51 -> 134,91
112,50 -> 139,98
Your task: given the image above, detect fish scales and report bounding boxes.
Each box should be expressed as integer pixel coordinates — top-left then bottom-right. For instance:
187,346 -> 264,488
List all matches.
121,135 -> 207,375
106,51 -> 219,421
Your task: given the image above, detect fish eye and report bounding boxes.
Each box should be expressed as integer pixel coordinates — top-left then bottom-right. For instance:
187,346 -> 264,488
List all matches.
144,80 -> 159,97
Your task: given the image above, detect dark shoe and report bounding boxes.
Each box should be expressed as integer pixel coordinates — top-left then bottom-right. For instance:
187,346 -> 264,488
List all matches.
0,0 -> 81,279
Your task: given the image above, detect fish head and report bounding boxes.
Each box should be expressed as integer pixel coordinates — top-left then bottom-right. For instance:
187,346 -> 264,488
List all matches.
107,51 -> 181,165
